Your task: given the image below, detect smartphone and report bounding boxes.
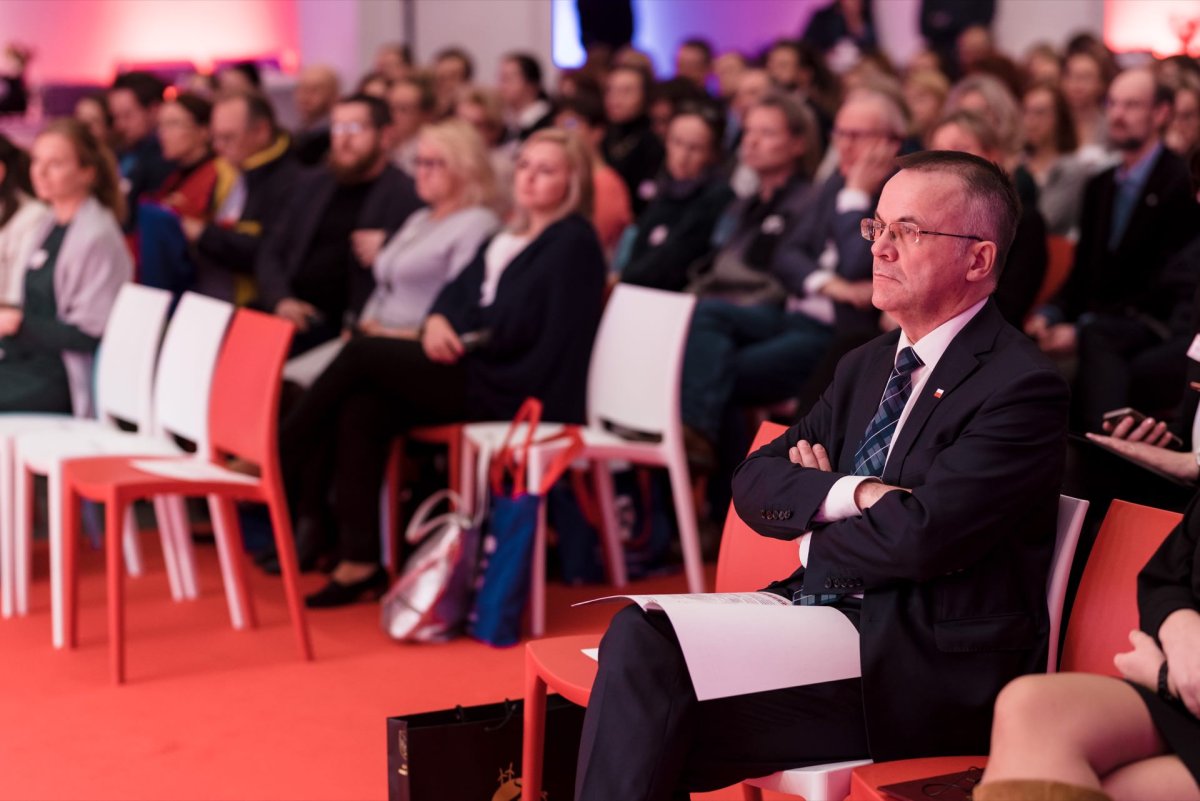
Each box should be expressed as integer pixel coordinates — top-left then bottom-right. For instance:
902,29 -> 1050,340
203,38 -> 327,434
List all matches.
1102,407 -> 1184,447
1102,407 -> 1147,427
459,329 -> 492,353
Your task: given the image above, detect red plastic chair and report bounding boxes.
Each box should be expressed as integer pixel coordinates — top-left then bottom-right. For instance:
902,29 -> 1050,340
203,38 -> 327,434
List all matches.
844,499 -> 1182,801
60,310 -> 314,684
520,421 -> 792,801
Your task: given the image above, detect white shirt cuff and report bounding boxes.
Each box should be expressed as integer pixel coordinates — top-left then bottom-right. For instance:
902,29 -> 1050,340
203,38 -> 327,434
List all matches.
804,269 -> 835,296
836,188 -> 872,213
813,475 -> 878,522
798,532 -> 812,566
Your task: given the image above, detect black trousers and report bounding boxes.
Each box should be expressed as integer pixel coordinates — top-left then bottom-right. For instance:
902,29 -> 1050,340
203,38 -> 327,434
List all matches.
279,336 -> 468,564
576,604 -> 869,801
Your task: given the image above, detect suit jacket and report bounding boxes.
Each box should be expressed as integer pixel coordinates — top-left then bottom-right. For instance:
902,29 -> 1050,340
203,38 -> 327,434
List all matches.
1055,145 -> 1197,326
732,299 -> 1069,760
254,163 -> 420,314
776,172 -> 881,334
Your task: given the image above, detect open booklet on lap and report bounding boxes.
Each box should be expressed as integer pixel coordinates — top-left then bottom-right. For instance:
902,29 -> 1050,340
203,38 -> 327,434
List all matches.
575,592 -> 861,700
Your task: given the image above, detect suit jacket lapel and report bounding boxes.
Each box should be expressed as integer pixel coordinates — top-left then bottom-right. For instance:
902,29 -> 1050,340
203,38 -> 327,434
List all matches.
839,336 -> 898,472
882,301 -> 1003,482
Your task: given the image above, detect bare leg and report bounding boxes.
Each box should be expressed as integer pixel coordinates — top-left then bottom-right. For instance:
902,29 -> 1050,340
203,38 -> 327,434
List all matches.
984,673 -> 1168,789
1103,755 -> 1200,801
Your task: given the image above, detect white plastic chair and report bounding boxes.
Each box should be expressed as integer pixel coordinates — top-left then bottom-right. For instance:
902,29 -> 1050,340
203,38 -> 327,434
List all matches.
740,494 -> 1090,801
461,284 -> 700,636
0,283 -> 170,621
11,293 -> 236,647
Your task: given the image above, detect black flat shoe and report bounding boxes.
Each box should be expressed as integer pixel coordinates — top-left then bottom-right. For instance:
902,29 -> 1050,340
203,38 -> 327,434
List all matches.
304,567 -> 389,608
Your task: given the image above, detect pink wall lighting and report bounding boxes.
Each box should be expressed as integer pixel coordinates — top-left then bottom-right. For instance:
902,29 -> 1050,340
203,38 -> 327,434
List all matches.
1105,0 -> 1200,57
0,0 -> 301,84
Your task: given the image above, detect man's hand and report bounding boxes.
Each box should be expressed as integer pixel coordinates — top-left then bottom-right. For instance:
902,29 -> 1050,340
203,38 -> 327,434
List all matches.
821,277 -> 874,309
1114,629 -> 1165,691
0,307 -> 22,337
1024,313 -> 1050,340
275,298 -> 319,332
1085,432 -> 1199,483
421,313 -> 464,364
1103,414 -> 1177,448
351,229 -> 387,267
180,216 -> 206,243
1159,609 -> 1200,717
789,439 -> 832,471
845,137 -> 899,195
853,480 -> 908,511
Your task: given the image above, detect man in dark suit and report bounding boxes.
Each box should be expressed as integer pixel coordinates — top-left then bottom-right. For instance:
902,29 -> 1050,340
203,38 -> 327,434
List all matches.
254,93 -> 421,355
1027,68 -> 1199,431
575,151 -> 1069,800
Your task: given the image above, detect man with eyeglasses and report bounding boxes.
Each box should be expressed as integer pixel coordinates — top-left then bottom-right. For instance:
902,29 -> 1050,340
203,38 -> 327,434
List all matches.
575,151 -> 1068,800
183,90 -> 301,304
254,93 -> 420,356
1027,68 -> 1199,432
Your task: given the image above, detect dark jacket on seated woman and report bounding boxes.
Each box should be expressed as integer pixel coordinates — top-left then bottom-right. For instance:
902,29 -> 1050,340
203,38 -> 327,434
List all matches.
619,174 -> 735,292
428,212 -> 606,423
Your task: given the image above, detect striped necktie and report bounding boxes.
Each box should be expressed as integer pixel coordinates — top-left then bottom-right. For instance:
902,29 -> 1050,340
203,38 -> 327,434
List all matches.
852,346 -> 924,478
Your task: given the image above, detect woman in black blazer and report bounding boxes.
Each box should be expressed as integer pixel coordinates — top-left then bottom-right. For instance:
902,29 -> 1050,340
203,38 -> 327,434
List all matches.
977,495 -> 1200,801
279,128 -> 607,607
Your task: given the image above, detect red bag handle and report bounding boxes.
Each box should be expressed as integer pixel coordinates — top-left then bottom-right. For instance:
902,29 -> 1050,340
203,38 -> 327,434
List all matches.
490,397 -> 543,496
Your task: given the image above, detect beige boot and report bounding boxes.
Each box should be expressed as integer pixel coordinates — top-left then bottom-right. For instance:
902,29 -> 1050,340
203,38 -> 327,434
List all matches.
973,779 -> 1112,801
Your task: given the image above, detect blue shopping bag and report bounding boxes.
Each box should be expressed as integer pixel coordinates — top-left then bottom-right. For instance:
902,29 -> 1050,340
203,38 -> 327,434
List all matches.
469,398 -> 582,647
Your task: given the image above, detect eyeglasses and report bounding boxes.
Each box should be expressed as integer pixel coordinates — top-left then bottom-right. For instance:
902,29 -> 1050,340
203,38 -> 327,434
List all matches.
331,121 -> 370,136
860,218 -> 985,245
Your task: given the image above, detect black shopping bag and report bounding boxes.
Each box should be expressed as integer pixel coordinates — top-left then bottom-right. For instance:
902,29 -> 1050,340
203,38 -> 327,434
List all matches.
386,695 -> 585,801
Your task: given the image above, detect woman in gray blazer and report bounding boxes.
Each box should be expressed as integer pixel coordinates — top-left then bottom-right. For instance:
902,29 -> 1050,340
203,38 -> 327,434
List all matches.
0,119 -> 131,415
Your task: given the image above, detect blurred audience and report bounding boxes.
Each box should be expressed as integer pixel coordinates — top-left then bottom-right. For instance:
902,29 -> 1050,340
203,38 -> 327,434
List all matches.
0,134 -> 48,304
554,92 -> 632,253
292,64 -> 341,166
387,75 -> 437,176
1022,81 -> 1089,237
603,64 -> 665,214
107,71 -> 172,229
498,52 -> 554,143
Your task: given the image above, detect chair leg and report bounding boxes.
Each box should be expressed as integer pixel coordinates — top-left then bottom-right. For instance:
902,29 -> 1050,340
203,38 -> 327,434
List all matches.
0,440 -> 13,619
382,438 -> 404,576
106,496 -> 127,684
62,483 -> 80,650
13,463 -> 33,618
590,462 -> 628,588
530,493 -> 548,638
47,472 -> 66,648
208,496 -> 256,630
520,650 -> 548,801
165,495 -> 198,600
266,489 -> 313,661
666,452 -> 706,593
446,435 -> 462,496
122,505 -> 143,578
151,496 -> 184,602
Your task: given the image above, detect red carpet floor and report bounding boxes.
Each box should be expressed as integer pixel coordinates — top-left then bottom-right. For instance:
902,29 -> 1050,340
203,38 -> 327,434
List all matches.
0,532 -> 794,801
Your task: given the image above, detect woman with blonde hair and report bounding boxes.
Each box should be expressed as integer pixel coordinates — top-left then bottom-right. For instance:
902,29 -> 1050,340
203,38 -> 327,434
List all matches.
0,118 -> 131,414
278,128 -> 607,604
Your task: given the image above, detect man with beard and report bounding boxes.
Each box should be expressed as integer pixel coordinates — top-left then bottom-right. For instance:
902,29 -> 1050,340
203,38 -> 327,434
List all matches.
1027,68 -> 1199,431
255,93 -> 420,355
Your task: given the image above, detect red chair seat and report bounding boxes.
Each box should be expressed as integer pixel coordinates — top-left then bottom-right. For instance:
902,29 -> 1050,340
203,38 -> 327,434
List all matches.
847,756 -> 984,801
63,457 -> 265,504
527,634 -> 601,707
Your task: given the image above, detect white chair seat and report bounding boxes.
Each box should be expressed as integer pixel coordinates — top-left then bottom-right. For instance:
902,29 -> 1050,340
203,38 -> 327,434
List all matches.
744,760 -> 873,800
16,428 -> 183,473
129,458 -> 260,487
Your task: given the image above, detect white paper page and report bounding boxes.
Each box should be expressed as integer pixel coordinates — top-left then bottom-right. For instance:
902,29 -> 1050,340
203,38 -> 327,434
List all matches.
575,592 -> 861,700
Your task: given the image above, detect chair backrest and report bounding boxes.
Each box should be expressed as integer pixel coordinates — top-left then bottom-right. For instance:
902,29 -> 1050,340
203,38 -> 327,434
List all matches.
714,421 -> 800,592
152,293 -> 234,449
93,283 -> 172,428
207,309 -> 293,469
1061,500 -> 1181,676
1046,495 -> 1088,672
1034,235 -> 1075,309
584,284 -> 696,441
